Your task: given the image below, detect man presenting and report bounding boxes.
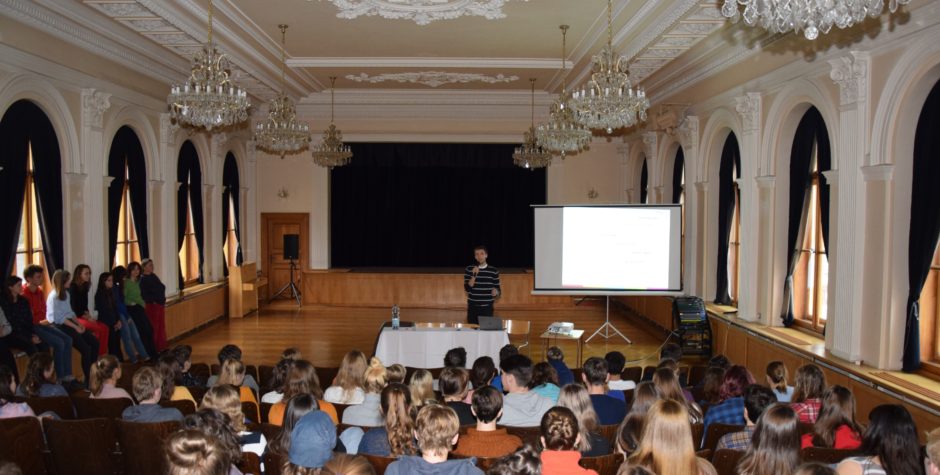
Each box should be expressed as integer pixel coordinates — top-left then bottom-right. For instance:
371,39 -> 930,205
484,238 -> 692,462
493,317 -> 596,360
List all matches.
464,245 -> 500,325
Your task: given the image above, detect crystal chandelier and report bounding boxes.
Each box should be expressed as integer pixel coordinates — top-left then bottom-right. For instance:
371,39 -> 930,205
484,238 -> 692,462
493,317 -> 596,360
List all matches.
570,0 -> 649,133
721,0 -> 911,40
254,25 -> 311,157
536,25 -> 592,158
167,0 -> 250,131
311,77 -> 353,168
514,78 -> 553,169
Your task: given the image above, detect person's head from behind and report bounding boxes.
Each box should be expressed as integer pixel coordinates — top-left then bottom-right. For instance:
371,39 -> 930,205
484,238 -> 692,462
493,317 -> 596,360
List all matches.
90,354 -> 121,396
473,245 -> 488,265
547,346 -> 565,362
719,365 -> 755,401
629,381 -> 660,415
630,399 -> 697,475
812,385 -> 861,447
165,430 -> 231,475
23,352 -> 56,396
336,350 -> 367,392
765,361 -> 789,393
217,358 -> 245,387
381,383 -> 416,456
743,384 -> 778,425
707,354 -> 731,371
444,347 -> 467,368
269,394 -> 318,456
498,344 -> 518,364
859,404 -> 922,475
701,367 -> 726,404
158,353 -> 182,401
500,354 -> 533,392
793,364 -> 826,403
362,357 -> 387,395
737,404 -> 801,475
414,404 -> 460,459
409,369 -> 435,405
200,384 -> 245,432
529,362 -> 558,389
581,357 -> 609,387
794,462 -> 837,475
322,454 -> 375,475
216,345 -> 242,366
385,364 -> 406,385
605,351 -> 626,378
540,406 -> 580,452
268,358 -> 294,393
132,366 -> 162,403
23,264 -> 44,287
470,356 -> 497,389
485,445 -> 541,475
439,366 -> 469,401
283,360 -> 323,400
660,343 -> 682,363
556,383 -> 600,452
181,409 -> 240,467
281,347 -> 301,361
173,345 -> 194,373
471,386 -> 502,424
286,411 -> 336,474
652,367 -> 686,403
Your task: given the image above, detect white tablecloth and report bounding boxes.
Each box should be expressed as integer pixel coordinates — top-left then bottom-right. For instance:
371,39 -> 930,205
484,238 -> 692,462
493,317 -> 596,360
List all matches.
374,328 -> 510,368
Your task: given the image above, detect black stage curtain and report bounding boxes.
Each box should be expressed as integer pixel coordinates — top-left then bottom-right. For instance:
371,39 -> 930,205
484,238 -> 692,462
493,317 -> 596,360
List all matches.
903,80 -> 940,372
330,143 -> 546,268
0,100 -> 63,274
640,159 -> 649,203
782,107 -> 831,327
715,133 -> 741,305
222,152 -> 242,276
107,126 -> 149,266
672,147 -> 685,204
177,141 -> 204,287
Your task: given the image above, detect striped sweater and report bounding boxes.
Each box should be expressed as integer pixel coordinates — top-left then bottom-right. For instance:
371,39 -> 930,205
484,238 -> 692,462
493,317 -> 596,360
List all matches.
464,265 -> 501,304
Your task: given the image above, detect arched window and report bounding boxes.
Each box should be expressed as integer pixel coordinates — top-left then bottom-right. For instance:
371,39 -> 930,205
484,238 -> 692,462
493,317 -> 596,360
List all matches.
715,133 -> 741,306
108,126 -> 149,268
222,152 -> 242,273
177,141 -> 204,287
640,158 -> 649,204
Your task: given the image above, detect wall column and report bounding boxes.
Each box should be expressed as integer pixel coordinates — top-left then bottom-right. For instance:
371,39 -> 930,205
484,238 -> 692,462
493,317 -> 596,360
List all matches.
693,181 -> 709,297
158,113 -> 180,296
735,93 -> 761,321
860,164 -> 895,368
677,117 -> 699,294
79,88 -> 111,270
755,175 -> 776,325
203,183 -> 220,282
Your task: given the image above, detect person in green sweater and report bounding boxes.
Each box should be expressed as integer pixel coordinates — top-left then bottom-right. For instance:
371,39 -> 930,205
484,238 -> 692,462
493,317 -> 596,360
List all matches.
123,262 -> 156,354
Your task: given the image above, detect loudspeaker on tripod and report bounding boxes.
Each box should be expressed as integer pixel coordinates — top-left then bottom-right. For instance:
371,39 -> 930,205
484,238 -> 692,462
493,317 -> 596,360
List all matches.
283,234 -> 299,260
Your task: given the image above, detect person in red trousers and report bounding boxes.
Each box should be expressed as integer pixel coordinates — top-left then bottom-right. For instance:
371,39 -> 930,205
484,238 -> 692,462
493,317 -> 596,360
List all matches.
138,259 -> 167,352
71,264 -> 109,356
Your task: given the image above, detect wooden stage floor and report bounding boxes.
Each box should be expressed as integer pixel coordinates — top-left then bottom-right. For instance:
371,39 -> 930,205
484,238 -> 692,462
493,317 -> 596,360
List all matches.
176,302 -> 679,369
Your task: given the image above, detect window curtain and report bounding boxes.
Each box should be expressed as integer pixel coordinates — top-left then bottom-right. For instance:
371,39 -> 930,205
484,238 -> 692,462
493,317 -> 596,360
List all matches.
0,101 -> 32,276
640,159 -> 649,203
902,80 -> 940,372
672,147 -> 685,204
221,152 -> 242,276
107,126 -> 149,265
715,133 -> 741,305
781,107 -> 831,327
176,141 -> 204,287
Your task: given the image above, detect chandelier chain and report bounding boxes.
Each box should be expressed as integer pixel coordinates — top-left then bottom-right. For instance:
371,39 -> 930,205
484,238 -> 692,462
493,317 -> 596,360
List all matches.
279,24 -> 287,93
207,0 -> 213,45
252,23 -> 310,156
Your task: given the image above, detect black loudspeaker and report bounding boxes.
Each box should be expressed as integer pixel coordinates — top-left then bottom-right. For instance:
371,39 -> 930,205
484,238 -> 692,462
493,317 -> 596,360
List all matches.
283,234 -> 299,260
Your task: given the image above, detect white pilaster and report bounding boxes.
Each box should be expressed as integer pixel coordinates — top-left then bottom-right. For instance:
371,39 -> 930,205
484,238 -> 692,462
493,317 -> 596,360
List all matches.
693,181 -> 709,297
203,183 -> 221,282
244,140 -> 258,265
755,175 -> 776,325
735,93 -> 762,320
80,88 -> 111,271
158,113 -> 180,296
617,144 -> 630,203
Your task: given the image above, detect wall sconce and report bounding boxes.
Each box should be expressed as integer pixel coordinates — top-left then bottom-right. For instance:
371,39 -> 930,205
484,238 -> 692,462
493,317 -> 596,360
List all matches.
587,188 -> 599,200
277,187 -> 289,199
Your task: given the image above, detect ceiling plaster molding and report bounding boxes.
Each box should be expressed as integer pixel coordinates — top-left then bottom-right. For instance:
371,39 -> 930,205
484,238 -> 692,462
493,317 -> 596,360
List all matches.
287,57 -> 572,70
299,88 -> 552,106
341,133 -> 527,143
344,72 -> 519,88
323,0 -> 517,26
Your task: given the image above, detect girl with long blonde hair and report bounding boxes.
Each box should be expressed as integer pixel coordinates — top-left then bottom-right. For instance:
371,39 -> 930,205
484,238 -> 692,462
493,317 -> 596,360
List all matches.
342,357 -> 387,426
268,360 -> 337,425
408,368 -> 437,408
89,354 -> 131,400
217,358 -> 259,405
358,383 -> 417,457
324,350 -> 367,404
47,269 -> 99,381
629,399 -> 715,475
200,384 -> 267,457
652,367 -> 703,423
557,384 -> 611,457
737,404 -> 802,475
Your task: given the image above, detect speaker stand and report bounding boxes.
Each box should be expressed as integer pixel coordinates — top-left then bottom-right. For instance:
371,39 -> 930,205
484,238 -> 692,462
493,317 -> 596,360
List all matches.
585,296 -> 632,344
271,258 -> 302,306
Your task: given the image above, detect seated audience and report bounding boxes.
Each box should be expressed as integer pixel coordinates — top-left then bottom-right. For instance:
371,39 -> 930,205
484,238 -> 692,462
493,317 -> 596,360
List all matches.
267,394 -> 318,457
324,350 -> 367,404
70,265 -> 109,357
0,277 -> 40,383
409,368 -> 437,408
262,358 -> 293,404
499,354 -> 553,427
616,381 -> 659,456
358,383 -> 417,457
201,384 -> 267,457
386,364 -> 406,385
581,357 -> 627,425
385,404 -> 483,475
790,364 -> 827,424
21,266 -> 76,382
539,406 -> 598,475
698,366 -> 726,407
323,454 -> 376,475
343,357 -> 387,426
439,366 -> 475,426
180,409 -> 242,475
642,343 -> 683,382
766,361 -> 794,402
89,354 -> 132,400
547,346 -> 574,387
46,269 -> 98,382
269,360 -> 337,425
652,367 -> 702,423
529,362 -> 561,403
492,345 -> 519,393
717,384 -> 777,450
453,386 -> 523,458
444,347 -> 468,368
16,352 -> 67,398
802,385 -> 862,450
703,365 -> 755,432
0,365 -> 34,419
606,351 -> 636,392
123,366 -> 183,422
557,383 -> 612,457
217,358 -> 259,409
485,445 -> 541,475
628,399 -> 716,475
284,411 -> 337,475
165,429 -> 233,475
465,356 -> 498,404
159,353 -> 197,405
835,404 -> 923,475
174,345 -> 203,388
656,359 -> 695,403
796,463 -> 838,475
737,404 -> 802,475
206,345 -> 259,393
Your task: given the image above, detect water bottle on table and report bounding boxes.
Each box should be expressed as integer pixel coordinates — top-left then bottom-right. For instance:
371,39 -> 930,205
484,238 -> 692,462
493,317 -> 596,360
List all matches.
392,304 -> 400,330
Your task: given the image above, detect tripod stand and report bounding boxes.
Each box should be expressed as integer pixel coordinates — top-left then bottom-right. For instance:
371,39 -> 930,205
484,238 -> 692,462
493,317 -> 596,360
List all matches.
271,258 -> 302,306
585,296 -> 632,344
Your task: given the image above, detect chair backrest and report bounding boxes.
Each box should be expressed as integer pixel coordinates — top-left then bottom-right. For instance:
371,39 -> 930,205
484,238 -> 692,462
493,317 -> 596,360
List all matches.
242,400 -> 260,424
115,420 -> 181,475
117,362 -> 138,394
260,401 -> 273,424
691,386 -> 707,404
189,363 -> 210,384
0,416 -> 48,475
641,366 -> 657,381
43,418 -> 120,475
238,452 -> 262,475
702,423 -> 745,452
504,320 -> 531,335
361,453 -> 398,475
258,365 -> 275,389
579,452 -> 625,475
314,367 -> 339,388
598,424 -> 619,446
622,389 -> 634,407
26,396 -> 74,419
572,368 -> 583,384
258,422 -> 282,442
73,396 -> 134,419
263,451 -> 285,475
332,403 -> 351,423
160,399 -> 196,416
688,365 -> 708,387
186,385 -> 208,404
621,367 -> 642,382
245,365 -> 259,383
690,423 -> 705,449
500,426 -> 542,447
801,447 -> 861,464
711,449 -> 745,475
210,363 -> 221,376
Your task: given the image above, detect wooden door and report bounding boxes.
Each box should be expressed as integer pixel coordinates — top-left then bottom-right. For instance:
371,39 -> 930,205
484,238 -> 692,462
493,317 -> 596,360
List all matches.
260,213 -> 309,301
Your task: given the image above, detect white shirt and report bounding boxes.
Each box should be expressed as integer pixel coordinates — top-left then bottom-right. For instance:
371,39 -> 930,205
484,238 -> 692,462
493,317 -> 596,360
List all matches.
324,386 -> 365,405
260,391 -> 283,404
609,380 -> 637,391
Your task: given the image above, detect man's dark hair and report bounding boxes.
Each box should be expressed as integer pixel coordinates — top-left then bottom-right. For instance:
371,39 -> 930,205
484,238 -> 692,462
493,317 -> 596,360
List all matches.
473,245 -> 488,253
500,354 -> 533,387
471,386 -> 503,423
217,344 -> 242,365
604,351 -> 626,375
443,347 -> 467,368
708,354 -> 731,370
173,345 -> 193,366
546,346 -> 564,362
660,343 -> 682,362
498,344 -> 518,363
582,357 -> 609,385
743,384 -> 778,423
23,265 -> 43,279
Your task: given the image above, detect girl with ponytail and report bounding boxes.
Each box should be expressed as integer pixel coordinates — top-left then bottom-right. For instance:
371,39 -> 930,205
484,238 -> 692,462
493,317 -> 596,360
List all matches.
342,357 -> 387,426
358,382 -> 417,457
89,354 -> 132,400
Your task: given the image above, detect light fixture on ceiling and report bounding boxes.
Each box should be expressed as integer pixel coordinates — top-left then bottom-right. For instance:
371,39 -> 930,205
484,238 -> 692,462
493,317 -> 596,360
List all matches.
536,25 -> 592,158
311,76 -> 353,168
513,78 -> 553,169
254,25 -> 311,158
167,0 -> 250,131
721,0 -> 911,40
570,0 -> 649,134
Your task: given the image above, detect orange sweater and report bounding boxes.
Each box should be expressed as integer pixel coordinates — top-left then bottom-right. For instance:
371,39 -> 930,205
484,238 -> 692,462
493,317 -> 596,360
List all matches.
453,428 -> 523,459
540,451 -> 598,475
269,399 -> 338,425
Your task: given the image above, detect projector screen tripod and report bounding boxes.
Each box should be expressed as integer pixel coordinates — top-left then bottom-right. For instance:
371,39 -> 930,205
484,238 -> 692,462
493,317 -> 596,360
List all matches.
585,296 -> 632,344
271,258 -> 302,306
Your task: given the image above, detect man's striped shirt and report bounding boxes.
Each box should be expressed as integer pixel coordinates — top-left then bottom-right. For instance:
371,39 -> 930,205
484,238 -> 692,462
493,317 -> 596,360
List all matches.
464,265 -> 501,304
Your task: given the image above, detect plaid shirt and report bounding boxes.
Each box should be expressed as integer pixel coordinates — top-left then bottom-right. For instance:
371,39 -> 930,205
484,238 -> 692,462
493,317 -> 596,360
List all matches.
791,398 -> 822,424
703,396 -> 745,434
716,426 -> 755,451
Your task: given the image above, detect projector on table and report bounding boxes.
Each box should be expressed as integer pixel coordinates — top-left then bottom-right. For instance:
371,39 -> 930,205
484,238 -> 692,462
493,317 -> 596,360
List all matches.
547,322 -> 575,336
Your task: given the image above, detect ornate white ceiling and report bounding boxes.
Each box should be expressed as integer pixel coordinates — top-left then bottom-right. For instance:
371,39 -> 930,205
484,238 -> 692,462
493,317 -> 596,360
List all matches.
322,0 -> 522,26
345,71 -> 519,87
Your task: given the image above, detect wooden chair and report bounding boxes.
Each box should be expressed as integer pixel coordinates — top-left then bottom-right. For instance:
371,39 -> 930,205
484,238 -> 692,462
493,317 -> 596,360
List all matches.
210,363 -> 221,375
801,447 -> 861,464
0,416 -> 48,475
702,423 -> 745,452
263,451 -> 286,475
362,453 -> 398,475
186,385 -> 208,403
258,422 -> 282,442
246,364 -> 259,383
26,396 -> 74,419
117,361 -> 141,394
641,366 -> 657,381
622,388 -> 634,407
332,403 -> 351,423
189,362 -> 210,384
501,426 -> 542,447
160,399 -> 197,416
688,365 -> 708,386
73,395 -> 133,419
621,366 -> 642,382
504,320 -> 531,351
314,366 -> 339,387
427,367 -> 444,379
115,420 -> 181,475
598,424 -> 620,446
798,422 -> 815,436
691,386 -> 707,403
579,453 -> 625,475
258,365 -> 275,388
238,452 -> 262,475
711,449 -> 745,475
43,418 -> 120,475
572,368 -> 583,383
691,422 -> 705,449
696,449 -> 713,461
242,400 -> 261,424
260,401 -> 273,424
